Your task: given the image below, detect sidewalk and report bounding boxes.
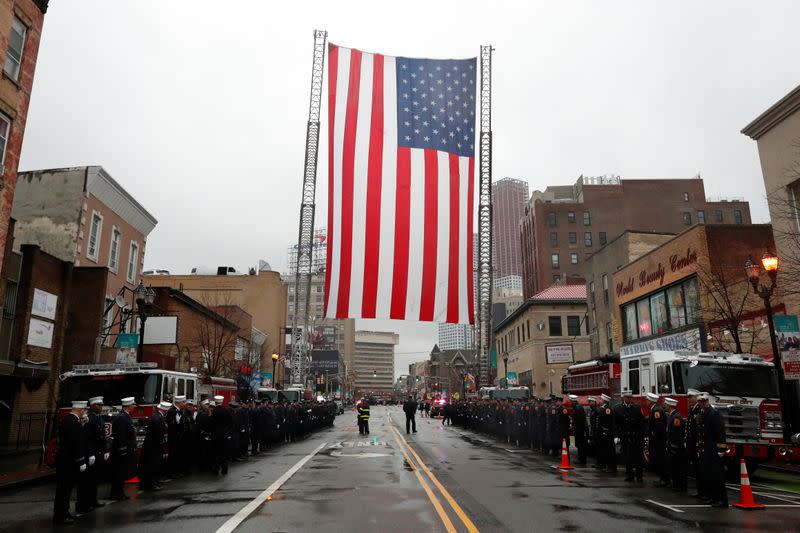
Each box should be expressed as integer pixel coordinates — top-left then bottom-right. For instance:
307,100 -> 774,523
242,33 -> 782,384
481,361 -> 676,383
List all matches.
0,448 -> 55,489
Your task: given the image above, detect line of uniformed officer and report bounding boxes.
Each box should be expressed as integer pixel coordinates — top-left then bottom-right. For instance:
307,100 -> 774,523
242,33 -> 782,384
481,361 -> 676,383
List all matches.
53,394 -> 337,524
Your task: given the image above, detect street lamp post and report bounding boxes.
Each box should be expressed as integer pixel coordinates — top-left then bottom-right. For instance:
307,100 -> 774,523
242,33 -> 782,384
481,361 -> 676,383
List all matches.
134,281 -> 155,363
271,353 -> 279,387
502,351 -> 509,388
745,251 -> 793,442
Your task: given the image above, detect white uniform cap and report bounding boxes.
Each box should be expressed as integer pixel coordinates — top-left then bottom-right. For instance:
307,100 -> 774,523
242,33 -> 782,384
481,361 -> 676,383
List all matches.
71,400 -> 88,409
621,390 -> 633,397
664,398 -> 678,407
214,395 -> 224,405
174,395 -> 186,402
200,399 -> 210,406
568,395 -> 579,401
686,389 -> 700,396
646,392 -> 660,402
698,392 -> 710,401
587,396 -> 596,402
185,399 -> 195,405
158,401 -> 172,410
121,397 -> 135,406
88,396 -> 104,405
600,393 -> 611,402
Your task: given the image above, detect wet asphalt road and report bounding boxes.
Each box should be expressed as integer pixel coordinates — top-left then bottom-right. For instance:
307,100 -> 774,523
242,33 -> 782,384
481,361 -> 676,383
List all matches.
1,405 -> 799,532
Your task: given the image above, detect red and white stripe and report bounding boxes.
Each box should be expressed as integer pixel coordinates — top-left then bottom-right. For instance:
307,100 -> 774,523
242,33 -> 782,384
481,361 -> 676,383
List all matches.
325,44 -> 474,325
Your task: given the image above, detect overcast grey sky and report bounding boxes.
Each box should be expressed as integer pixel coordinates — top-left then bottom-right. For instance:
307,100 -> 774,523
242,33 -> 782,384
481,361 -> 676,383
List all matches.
18,1 -> 800,376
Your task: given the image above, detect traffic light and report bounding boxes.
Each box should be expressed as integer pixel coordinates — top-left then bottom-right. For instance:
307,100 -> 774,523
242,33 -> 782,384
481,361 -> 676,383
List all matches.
373,369 -> 377,378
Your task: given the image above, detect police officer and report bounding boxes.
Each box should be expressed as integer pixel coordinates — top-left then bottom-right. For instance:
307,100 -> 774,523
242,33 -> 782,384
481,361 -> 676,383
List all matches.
53,400 -> 89,525
77,396 -> 107,513
403,395 -> 418,434
357,398 -> 371,435
647,392 -> 669,487
569,395 -> 588,465
109,397 -> 137,500
140,401 -> 170,490
664,397 -> 687,492
617,390 -> 644,482
697,392 -> 728,507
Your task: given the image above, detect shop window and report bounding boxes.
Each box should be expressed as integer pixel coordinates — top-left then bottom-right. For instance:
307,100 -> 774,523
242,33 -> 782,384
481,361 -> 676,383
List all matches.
567,315 -> 581,336
548,316 -> 562,336
650,291 -> 669,335
684,277 -> 700,324
667,285 -> 686,329
569,232 -> 577,244
636,298 -> 651,338
623,303 -> 637,342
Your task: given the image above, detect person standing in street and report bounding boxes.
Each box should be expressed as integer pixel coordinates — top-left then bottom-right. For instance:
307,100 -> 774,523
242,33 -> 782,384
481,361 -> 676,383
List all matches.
53,400 -> 89,525
647,392 -> 669,487
617,390 -> 644,482
109,397 -> 137,500
166,395 -> 188,477
403,395 -> 418,434
211,396 -> 234,475
357,398 -> 371,435
685,389 -> 703,499
697,392 -> 728,507
664,397 -> 687,492
596,394 -> 615,472
140,401 -> 170,490
76,396 -> 107,513
569,395 -> 588,465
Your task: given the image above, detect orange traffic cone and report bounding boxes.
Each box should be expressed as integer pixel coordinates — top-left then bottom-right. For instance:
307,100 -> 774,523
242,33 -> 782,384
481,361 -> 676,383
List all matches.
558,438 -> 574,470
125,476 -> 140,484
733,459 -> 764,510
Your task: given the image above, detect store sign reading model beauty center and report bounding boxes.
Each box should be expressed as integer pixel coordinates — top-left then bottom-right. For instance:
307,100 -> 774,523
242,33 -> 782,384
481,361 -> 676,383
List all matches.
617,247 -> 698,298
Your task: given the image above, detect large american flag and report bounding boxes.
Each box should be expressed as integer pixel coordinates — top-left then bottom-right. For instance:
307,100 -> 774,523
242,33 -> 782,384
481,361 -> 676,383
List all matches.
324,43 -> 476,325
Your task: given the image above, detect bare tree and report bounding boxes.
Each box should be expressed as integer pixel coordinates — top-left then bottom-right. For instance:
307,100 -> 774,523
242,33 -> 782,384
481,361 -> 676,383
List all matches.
764,138 -> 800,301
191,294 -> 243,379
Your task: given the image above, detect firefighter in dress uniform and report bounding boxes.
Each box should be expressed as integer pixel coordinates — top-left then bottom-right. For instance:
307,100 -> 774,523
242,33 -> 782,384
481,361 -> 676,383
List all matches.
109,397 -> 137,500
76,396 -> 107,513
140,401 -> 170,490
53,400 -> 89,525
697,392 -> 729,507
569,394 -> 588,465
596,394 -> 616,472
664,397 -> 687,492
647,392 -> 669,487
616,390 -> 645,482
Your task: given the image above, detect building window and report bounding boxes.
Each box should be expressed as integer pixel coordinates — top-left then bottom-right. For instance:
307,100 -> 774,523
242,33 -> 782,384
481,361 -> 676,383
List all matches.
650,291 -> 669,335
682,212 -> 692,226
636,298 -> 651,338
547,212 -> 557,227
589,281 -> 595,307
606,322 -> 613,353
87,212 -> 103,261
623,303 -> 637,342
567,315 -> 581,336
553,274 -> 561,284
602,274 -> 609,304
0,112 -> 10,167
108,227 -> 121,272
715,210 -> 723,222
584,232 -> 592,247
790,180 -> 800,232
551,254 -> 559,268
667,284 -> 686,329
583,211 -> 591,226
734,209 -> 743,224
599,231 -> 607,245
548,316 -> 562,336
683,192 -> 689,202
4,16 -> 26,81
570,253 -> 578,265
550,232 -> 558,246
622,276 -> 700,342
568,232 -> 577,244
567,211 -> 575,223
127,241 -> 139,283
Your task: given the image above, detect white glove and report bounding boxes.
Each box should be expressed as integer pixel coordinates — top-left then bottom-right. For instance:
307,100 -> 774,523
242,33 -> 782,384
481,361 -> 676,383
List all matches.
79,464 -> 87,473
88,455 -> 96,466
104,453 -> 110,461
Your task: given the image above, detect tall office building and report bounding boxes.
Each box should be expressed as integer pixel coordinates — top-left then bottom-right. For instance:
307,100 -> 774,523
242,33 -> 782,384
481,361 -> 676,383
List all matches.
353,331 -> 399,394
520,175 -> 752,298
437,323 -> 474,351
491,178 -> 529,279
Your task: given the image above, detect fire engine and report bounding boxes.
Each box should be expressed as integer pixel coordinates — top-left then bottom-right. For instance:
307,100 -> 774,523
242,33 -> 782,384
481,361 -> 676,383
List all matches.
564,350 -> 786,470
56,363 -> 236,448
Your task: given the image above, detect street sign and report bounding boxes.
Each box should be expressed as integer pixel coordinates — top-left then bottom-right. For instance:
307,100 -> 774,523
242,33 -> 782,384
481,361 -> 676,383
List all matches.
783,351 -> 800,380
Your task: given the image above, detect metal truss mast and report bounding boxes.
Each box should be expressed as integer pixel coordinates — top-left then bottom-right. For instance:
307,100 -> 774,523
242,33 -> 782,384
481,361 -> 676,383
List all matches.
476,45 -> 494,388
290,30 -> 327,386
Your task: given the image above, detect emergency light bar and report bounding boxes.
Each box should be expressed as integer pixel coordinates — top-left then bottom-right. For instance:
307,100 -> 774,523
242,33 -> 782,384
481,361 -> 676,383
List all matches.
72,362 -> 157,373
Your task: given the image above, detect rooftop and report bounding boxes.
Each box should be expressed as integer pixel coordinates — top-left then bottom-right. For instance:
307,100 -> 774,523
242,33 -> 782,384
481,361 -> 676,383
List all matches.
742,83 -> 800,140
531,284 -> 587,301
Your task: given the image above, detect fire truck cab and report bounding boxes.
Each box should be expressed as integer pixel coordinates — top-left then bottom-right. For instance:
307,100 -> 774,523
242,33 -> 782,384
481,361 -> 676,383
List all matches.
620,350 -> 784,464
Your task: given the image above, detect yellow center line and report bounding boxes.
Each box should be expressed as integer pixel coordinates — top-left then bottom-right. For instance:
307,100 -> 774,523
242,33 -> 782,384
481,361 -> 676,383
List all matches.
387,420 -> 458,533
388,416 -> 479,533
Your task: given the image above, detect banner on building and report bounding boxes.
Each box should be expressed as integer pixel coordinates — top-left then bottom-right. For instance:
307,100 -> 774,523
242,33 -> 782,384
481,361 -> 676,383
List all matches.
116,333 -> 138,364
324,44 -> 476,325
775,315 -> 800,380
620,328 -> 702,357
546,345 -> 574,364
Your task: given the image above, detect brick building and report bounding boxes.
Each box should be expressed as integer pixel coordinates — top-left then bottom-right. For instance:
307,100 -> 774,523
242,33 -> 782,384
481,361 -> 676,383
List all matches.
0,0 -> 47,294
492,177 -> 528,279
585,231 -> 675,357
494,284 -> 590,397
12,166 -> 158,352
520,175 -> 752,298
0,244 -> 107,445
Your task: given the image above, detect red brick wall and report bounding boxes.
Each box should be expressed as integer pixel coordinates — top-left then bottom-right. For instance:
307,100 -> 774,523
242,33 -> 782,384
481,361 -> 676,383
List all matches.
0,1 -> 45,294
